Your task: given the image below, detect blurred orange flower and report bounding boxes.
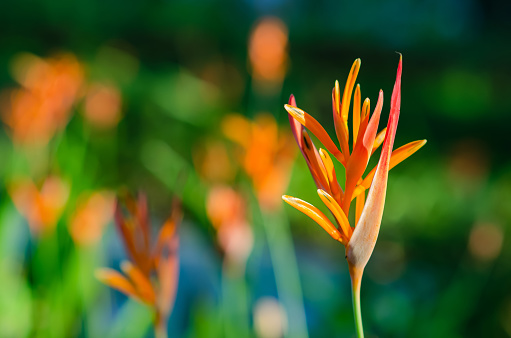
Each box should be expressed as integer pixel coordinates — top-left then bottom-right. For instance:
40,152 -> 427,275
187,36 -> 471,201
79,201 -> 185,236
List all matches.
468,222 -> 503,262
283,56 -> 425,335
83,83 -> 122,129
222,113 -> 296,211
206,185 -> 253,266
0,53 -> 84,146
9,175 -> 70,236
96,193 -> 180,336
248,17 -> 288,89
69,191 -> 115,246
194,139 -> 254,266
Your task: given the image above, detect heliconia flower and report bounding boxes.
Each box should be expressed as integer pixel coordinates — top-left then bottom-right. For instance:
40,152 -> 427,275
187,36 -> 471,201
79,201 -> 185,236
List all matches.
283,56 -> 426,337
96,193 -> 181,338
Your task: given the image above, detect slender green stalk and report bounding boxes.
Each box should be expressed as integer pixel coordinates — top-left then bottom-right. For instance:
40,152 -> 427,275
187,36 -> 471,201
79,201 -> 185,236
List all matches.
154,313 -> 168,338
350,267 -> 364,338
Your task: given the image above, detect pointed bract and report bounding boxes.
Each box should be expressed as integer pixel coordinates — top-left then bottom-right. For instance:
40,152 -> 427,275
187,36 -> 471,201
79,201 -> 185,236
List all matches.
283,195 -> 345,244
352,139 -> 427,200
285,104 -> 344,163
317,189 -> 352,238
96,268 -> 139,299
343,90 -> 384,213
346,56 -> 402,271
121,261 -> 156,304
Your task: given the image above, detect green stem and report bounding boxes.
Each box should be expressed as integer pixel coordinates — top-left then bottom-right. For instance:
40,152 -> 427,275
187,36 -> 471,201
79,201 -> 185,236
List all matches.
350,267 -> 364,338
154,312 -> 168,338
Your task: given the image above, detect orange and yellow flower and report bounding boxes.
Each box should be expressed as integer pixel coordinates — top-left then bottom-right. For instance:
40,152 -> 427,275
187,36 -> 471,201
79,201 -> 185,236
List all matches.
284,56 -> 424,257
96,193 -> 180,336
283,56 -> 425,335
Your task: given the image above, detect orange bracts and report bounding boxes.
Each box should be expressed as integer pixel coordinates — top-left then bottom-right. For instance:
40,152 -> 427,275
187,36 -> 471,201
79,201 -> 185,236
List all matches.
283,56 -> 425,266
96,193 -> 180,335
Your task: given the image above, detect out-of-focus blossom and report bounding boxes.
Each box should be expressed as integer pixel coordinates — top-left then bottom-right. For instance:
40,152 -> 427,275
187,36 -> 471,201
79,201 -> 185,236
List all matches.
222,113 -> 296,211
468,222 -> 503,262
448,139 -> 489,194
83,83 -> 122,129
253,297 -> 288,338
96,193 -> 180,336
283,57 -> 425,335
193,140 -> 237,184
206,185 -> 253,266
8,175 -> 70,236
69,191 -> 115,246
0,53 -> 84,146
248,17 -> 288,91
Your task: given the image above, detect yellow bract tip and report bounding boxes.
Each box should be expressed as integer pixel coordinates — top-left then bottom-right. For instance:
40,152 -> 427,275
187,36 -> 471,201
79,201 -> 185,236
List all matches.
340,59 -> 361,123
283,194 -> 345,244
351,139 -> 428,201
317,189 -> 352,239
285,104 -> 343,161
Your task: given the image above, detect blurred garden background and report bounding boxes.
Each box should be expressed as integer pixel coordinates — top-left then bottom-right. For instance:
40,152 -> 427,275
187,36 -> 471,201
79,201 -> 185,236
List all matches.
1,0 -> 511,337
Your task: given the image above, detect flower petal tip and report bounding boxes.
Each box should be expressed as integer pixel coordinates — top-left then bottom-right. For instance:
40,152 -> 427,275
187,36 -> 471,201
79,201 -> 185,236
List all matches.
417,139 -> 427,148
288,94 -> 296,106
